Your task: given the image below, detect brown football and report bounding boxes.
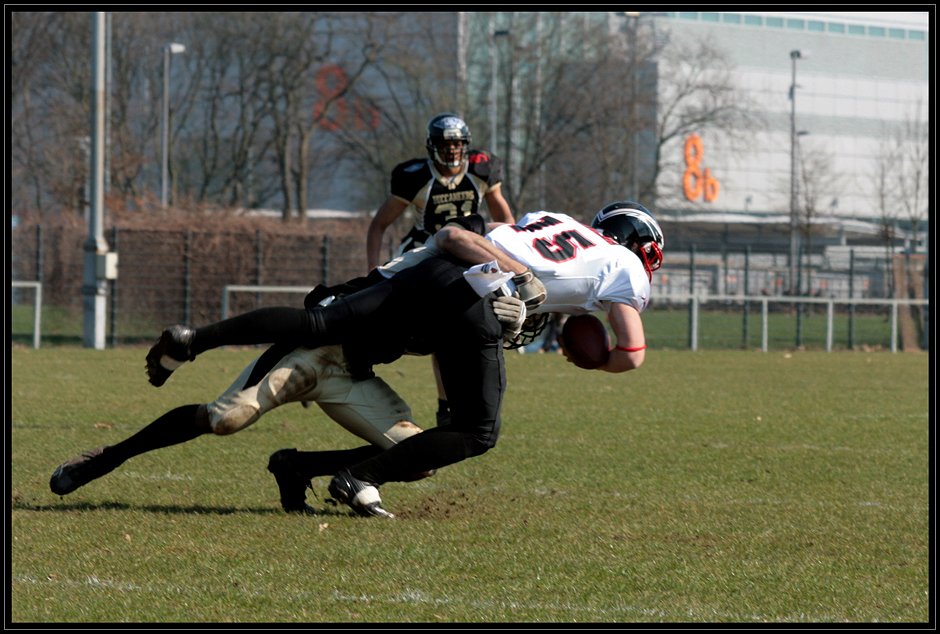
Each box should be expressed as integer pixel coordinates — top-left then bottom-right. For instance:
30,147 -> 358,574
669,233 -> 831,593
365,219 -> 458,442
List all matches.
560,314 -> 610,369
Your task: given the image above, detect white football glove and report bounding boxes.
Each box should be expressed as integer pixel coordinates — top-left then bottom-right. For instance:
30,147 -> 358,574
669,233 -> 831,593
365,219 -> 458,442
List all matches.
492,295 -> 527,340
512,269 -> 547,311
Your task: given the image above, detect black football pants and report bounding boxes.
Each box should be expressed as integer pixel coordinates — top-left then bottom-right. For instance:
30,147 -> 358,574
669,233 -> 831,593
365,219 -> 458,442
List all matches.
347,288 -> 507,485
189,255 -> 507,481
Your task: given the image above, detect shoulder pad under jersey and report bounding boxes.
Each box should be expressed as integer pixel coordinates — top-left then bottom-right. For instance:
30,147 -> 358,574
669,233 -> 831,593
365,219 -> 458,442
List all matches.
467,150 -> 502,185
390,158 -> 432,202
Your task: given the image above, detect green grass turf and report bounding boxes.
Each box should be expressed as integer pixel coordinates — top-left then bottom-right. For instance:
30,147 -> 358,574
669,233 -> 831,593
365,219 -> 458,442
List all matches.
10,347 -> 929,623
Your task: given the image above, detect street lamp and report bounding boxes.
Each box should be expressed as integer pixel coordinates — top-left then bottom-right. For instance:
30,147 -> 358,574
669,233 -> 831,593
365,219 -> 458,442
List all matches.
788,49 -> 808,293
162,42 -> 185,208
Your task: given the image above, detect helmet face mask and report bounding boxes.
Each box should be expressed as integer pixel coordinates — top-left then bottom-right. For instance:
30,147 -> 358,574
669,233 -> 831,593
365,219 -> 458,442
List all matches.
591,201 -> 665,280
426,113 -> 471,169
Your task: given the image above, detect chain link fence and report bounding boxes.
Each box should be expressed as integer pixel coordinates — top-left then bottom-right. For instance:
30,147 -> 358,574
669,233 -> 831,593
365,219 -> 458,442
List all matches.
10,221 -> 929,351
10,221 -> 381,345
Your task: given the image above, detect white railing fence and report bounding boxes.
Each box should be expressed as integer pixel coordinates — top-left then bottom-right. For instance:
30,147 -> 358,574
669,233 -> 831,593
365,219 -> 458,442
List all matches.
11,281 -> 43,349
662,294 -> 929,353
221,285 -> 312,320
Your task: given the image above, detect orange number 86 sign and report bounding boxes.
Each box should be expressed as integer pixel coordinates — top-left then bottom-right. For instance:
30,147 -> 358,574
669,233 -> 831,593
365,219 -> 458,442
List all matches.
683,135 -> 720,202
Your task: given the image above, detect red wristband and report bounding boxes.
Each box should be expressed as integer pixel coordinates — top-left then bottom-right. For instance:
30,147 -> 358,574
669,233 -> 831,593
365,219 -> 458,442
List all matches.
614,345 -> 646,352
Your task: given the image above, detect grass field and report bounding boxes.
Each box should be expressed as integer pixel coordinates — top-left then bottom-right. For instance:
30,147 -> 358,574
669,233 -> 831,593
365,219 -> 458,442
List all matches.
10,346 -> 930,623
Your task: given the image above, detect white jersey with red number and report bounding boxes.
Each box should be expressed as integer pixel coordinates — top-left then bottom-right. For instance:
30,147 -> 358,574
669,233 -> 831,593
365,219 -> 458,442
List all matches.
485,211 -> 651,315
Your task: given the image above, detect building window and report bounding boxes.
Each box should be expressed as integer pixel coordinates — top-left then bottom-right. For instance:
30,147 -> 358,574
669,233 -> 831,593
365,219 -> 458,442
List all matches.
848,24 -> 866,35
869,26 -> 886,37
766,17 -> 784,28
701,12 -> 719,22
908,30 -> 926,40
808,20 -> 825,32
744,15 -> 762,26
888,28 -> 906,39
828,22 -> 845,33
723,13 -> 741,24
678,12 -> 698,20
787,19 -> 805,30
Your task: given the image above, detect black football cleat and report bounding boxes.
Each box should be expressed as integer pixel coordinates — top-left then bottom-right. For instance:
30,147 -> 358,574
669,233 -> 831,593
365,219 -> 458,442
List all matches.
267,449 -> 317,515
50,446 -> 116,495
327,469 -> 394,519
146,325 -> 196,387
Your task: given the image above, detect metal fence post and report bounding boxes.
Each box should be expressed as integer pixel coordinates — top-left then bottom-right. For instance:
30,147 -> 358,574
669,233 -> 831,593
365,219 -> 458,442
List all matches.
890,301 -> 898,353
256,230 -> 263,309
322,234 -> 331,286
925,252 -> 930,352
848,248 -> 856,349
688,244 -> 696,350
743,245 -> 750,349
35,224 -> 43,283
761,298 -> 769,352
184,228 -> 192,326
109,225 -> 118,348
796,244 -> 804,348
826,301 -> 834,352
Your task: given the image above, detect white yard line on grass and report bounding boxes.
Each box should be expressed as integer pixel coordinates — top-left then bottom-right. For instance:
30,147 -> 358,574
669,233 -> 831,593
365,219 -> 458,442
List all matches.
12,573 -> 859,623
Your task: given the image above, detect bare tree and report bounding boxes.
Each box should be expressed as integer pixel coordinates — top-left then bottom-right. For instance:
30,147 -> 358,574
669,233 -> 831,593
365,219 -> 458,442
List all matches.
5,11 -> 774,226
239,13 -> 388,222
11,12 -> 93,216
171,12 -> 277,208
893,103 -> 928,253
291,14 -> 390,223
651,32 -> 764,213
887,105 -> 928,344
794,141 -> 843,295
455,14 -> 763,221
872,128 -> 902,298
11,12 -> 57,214
319,12 -> 466,211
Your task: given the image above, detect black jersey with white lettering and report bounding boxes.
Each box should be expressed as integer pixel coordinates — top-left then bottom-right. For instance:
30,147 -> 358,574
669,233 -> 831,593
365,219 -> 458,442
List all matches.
390,150 -> 503,252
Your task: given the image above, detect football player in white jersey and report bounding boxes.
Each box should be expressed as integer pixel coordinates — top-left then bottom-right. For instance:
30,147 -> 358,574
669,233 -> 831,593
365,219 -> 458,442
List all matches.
433,201 -> 664,372
98,201 -> 663,518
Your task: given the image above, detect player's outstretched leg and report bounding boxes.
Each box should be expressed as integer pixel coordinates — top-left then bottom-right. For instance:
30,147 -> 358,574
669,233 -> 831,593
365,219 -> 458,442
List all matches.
267,449 -> 316,515
145,324 -> 196,387
146,307 -> 314,387
327,469 -> 395,519
49,446 -> 120,495
50,405 -> 208,496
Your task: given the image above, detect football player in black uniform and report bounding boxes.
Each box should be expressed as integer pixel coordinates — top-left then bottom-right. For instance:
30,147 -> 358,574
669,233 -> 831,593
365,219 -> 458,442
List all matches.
366,113 -> 514,269
366,113 -> 515,426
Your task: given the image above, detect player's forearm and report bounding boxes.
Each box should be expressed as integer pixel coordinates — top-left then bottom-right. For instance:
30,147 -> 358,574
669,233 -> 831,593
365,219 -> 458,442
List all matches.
598,348 -> 644,373
365,225 -> 386,270
434,226 -> 527,275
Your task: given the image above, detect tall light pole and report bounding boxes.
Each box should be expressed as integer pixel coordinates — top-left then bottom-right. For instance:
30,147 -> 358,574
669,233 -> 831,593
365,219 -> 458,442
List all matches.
162,42 -> 185,208
83,12 -> 109,349
788,49 -> 808,294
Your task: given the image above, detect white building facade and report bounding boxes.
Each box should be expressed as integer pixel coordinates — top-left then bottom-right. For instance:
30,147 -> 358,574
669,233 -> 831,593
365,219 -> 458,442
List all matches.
647,11 -> 929,251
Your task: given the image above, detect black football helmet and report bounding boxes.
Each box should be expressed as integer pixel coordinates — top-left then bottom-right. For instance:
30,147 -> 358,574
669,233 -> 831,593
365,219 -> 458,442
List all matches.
591,201 -> 664,279
426,113 -> 471,168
